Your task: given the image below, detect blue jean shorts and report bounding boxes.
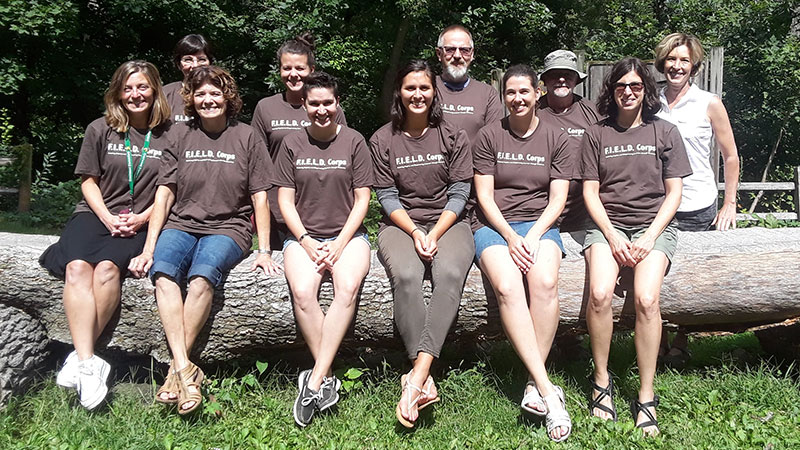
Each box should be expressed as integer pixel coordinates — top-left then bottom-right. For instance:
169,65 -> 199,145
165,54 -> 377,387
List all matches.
473,221 -> 565,261
282,231 -> 370,251
150,229 -> 244,287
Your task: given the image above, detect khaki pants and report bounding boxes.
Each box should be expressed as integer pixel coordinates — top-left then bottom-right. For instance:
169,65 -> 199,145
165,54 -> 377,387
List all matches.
377,221 -> 475,359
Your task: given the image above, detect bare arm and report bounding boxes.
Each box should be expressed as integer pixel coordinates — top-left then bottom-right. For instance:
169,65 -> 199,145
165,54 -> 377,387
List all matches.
322,187 -> 371,267
583,179 -> 635,267
250,191 -> 282,276
630,177 -> 683,263
80,175 -> 118,234
474,173 -> 534,271
708,96 -> 740,230
128,184 -> 175,277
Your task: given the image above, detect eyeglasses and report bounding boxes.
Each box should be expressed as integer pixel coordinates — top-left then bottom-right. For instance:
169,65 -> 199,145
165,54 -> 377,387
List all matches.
439,46 -> 473,57
181,56 -> 210,65
614,82 -> 644,93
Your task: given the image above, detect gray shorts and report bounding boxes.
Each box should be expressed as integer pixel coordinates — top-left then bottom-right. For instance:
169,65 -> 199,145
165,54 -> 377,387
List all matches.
583,223 -> 678,262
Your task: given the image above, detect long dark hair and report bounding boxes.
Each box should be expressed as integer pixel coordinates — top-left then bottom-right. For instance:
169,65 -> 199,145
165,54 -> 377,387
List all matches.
276,32 -> 316,68
597,57 -> 660,122
390,60 -> 443,132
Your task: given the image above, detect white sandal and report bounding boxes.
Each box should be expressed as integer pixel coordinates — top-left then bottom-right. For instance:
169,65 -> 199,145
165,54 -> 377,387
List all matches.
543,386 -> 572,443
520,380 -> 546,416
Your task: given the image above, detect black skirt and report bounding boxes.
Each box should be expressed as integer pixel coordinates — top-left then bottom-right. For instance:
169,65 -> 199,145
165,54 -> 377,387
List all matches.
39,212 -> 148,279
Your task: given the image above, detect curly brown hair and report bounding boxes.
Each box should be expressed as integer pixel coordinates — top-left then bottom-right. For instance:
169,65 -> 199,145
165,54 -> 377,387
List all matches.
181,65 -> 242,124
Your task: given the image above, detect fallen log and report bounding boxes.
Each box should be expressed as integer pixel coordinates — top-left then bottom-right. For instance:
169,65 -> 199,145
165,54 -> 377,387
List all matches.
1,228 -> 799,371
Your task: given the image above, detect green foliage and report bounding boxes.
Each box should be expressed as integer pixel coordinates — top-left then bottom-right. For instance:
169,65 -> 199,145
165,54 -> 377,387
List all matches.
0,0 -> 798,228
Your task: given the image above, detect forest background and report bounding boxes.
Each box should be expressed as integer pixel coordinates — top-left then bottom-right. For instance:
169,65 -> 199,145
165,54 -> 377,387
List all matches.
0,0 -> 799,228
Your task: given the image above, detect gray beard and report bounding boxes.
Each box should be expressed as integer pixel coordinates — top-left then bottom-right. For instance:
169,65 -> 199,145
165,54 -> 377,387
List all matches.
441,64 -> 469,83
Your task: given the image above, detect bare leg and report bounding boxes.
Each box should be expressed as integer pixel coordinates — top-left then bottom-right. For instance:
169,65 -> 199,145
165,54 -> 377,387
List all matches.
585,244 -> 620,419
528,241 -> 561,362
479,247 -> 555,397
91,261 -> 122,340
307,238 -> 370,390
154,275 -> 185,402
63,260 -> 101,361
632,250 -> 669,436
182,277 -> 215,352
283,243 -> 325,360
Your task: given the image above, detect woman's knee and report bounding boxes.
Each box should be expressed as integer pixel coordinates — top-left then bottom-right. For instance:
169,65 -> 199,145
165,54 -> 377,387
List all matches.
334,276 -> 363,303
635,292 -> 661,320
186,276 -> 214,298
491,279 -> 524,306
93,261 -> 121,286
291,284 -> 320,312
65,260 -> 93,286
588,285 -> 614,312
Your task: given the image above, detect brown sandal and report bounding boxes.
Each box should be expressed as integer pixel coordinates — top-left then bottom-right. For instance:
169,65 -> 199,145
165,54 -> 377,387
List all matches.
155,363 -> 179,404
176,362 -> 204,415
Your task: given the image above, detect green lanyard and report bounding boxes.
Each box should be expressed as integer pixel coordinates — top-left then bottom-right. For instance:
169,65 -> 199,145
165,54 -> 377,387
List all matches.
124,129 -> 152,207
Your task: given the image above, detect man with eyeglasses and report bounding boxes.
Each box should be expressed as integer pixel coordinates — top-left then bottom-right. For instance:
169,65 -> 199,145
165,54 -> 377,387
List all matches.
435,25 -> 504,142
538,50 -> 600,235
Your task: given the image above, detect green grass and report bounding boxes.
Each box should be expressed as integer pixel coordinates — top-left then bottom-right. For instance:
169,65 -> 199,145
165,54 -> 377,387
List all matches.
2,333 -> 799,449
0,213 -> 59,235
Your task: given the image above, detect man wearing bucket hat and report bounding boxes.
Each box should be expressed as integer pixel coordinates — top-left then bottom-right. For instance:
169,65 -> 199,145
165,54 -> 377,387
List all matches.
538,50 -> 600,234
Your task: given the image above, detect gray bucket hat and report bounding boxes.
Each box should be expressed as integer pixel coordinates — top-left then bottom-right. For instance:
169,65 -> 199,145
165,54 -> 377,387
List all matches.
542,50 -> 587,81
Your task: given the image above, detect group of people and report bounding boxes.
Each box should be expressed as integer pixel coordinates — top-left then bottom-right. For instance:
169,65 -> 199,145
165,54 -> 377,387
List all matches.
39,24 -> 739,442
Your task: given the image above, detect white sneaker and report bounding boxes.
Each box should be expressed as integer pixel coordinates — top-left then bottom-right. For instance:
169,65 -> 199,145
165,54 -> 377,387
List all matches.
76,355 -> 110,410
56,351 -> 79,389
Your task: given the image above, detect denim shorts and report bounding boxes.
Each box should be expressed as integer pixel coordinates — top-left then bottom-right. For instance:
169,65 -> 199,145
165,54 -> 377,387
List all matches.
282,232 -> 370,251
150,228 -> 244,287
473,221 -> 565,261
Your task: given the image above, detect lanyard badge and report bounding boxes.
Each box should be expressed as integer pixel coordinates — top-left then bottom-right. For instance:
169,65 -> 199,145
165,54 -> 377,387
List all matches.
122,129 -> 152,214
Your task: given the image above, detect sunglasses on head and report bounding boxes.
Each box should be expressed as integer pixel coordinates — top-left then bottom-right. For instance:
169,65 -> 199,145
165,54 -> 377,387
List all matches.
439,46 -> 473,57
614,82 -> 644,93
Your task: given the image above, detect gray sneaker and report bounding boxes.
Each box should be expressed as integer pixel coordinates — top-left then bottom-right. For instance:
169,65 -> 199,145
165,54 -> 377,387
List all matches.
293,369 -> 321,427
318,375 -> 342,411
76,355 -> 110,410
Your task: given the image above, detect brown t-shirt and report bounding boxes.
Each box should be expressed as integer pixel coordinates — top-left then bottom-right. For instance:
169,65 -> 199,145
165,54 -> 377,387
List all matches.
163,81 -> 192,124
159,121 -> 274,252
471,118 -> 573,231
272,126 -> 374,238
73,117 -> 170,216
250,93 -> 347,224
251,93 -> 348,159
369,122 -> 472,227
436,77 -> 504,142
580,118 -> 693,228
538,94 -> 601,231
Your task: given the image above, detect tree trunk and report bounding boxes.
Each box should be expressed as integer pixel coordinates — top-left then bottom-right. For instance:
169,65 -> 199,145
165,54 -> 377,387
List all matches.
378,16 -> 410,121
1,229 -> 799,364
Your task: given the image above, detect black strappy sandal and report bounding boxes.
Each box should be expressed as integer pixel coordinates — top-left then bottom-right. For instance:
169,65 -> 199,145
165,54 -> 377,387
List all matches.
588,375 -> 618,421
631,396 -> 660,435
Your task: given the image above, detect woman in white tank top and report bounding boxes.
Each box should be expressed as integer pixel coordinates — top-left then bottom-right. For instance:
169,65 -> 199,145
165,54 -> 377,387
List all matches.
654,32 -> 740,232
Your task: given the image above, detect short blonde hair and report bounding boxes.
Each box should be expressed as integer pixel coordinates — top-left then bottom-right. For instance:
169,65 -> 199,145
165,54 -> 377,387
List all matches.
654,33 -> 705,77
103,60 -> 170,132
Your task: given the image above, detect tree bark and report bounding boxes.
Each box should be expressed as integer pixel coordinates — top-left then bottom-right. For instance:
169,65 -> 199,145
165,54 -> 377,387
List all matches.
1,229 -> 799,364
378,16 -> 410,121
